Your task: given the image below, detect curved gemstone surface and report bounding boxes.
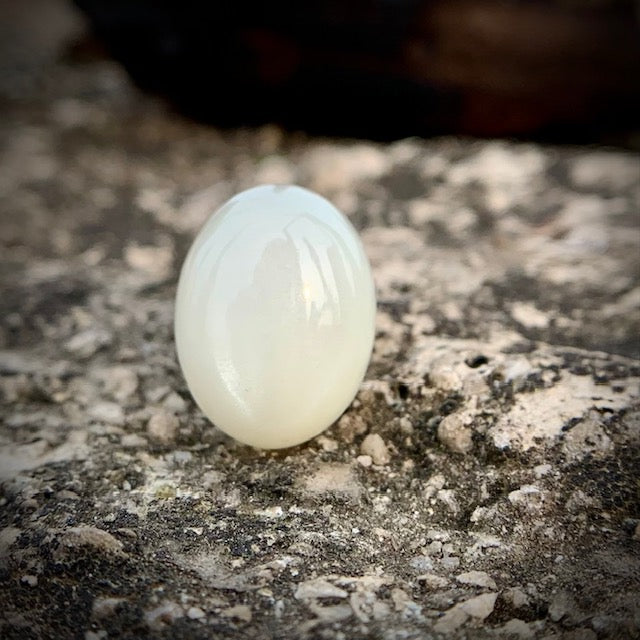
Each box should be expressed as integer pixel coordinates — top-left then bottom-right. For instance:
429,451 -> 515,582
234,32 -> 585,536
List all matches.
174,185 -> 376,449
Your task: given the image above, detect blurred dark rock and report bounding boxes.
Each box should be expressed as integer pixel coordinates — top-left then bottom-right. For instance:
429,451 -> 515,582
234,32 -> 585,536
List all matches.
73,0 -> 640,142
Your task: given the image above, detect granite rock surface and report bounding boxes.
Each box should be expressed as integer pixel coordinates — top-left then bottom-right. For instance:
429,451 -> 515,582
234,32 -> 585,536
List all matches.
1,2 -> 639,639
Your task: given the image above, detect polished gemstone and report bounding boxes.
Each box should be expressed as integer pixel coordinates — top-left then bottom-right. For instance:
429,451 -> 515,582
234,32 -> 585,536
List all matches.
174,185 -> 376,449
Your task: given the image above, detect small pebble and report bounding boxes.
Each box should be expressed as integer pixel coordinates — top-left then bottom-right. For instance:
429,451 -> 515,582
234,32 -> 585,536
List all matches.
534,463 -> 552,478
398,416 -> 413,433
316,436 -> 338,452
505,587 -> 530,609
65,328 -> 111,358
295,578 -> 348,600
163,392 -> 187,413
437,414 -> 472,454
309,602 -> 352,623
360,433 -> 390,465
89,402 -> 125,426
147,410 -> 179,445
57,526 -> 124,557
498,618 -> 534,638
221,604 -> 252,623
356,454 -> 372,468
458,592 -> 497,619
186,606 -> 205,619
337,413 -> 367,443
100,366 -> 138,402
372,600 -> 391,620
456,570 -> 497,590
121,433 -> 147,448
430,367 -> 461,391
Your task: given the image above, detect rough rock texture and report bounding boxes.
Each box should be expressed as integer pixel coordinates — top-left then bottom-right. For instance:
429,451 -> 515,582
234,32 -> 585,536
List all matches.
1,2 -> 639,639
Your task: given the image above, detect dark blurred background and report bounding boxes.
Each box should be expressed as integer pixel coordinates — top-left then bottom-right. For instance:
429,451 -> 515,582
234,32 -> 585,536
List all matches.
70,0 -> 640,145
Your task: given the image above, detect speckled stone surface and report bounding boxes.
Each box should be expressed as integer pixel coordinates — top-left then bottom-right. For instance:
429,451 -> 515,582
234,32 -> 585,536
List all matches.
1,2 -> 639,639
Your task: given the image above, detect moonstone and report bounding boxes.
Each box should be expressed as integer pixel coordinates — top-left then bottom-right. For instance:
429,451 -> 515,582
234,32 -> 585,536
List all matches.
174,185 -> 376,449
